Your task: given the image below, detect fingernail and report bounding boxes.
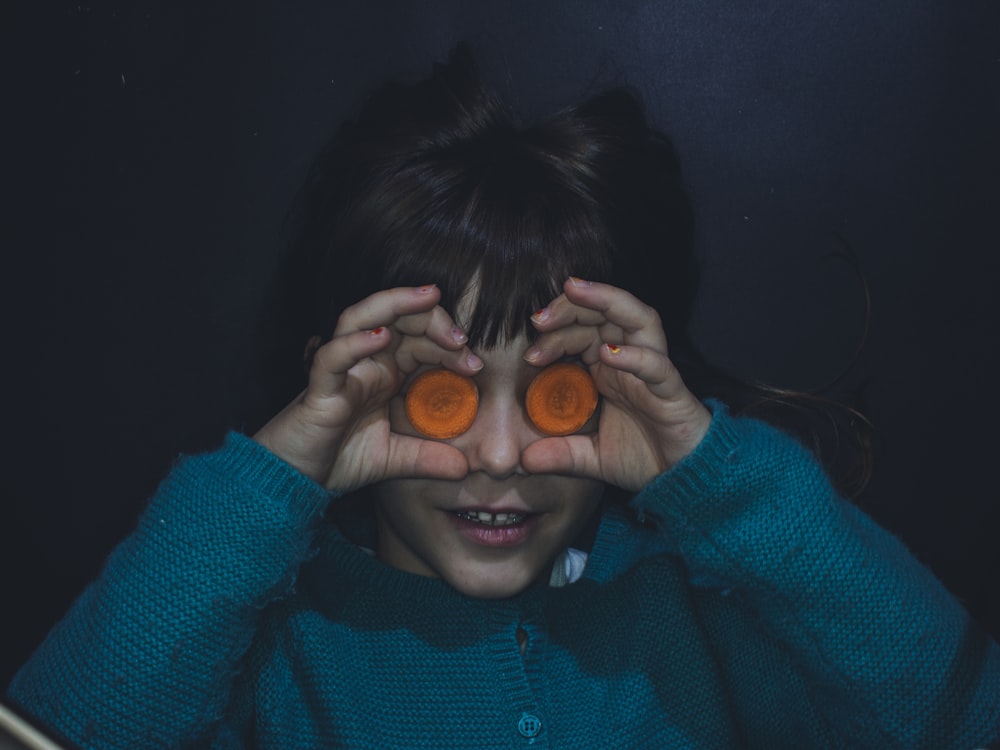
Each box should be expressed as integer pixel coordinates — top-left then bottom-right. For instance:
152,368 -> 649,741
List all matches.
568,276 -> 593,288
523,347 -> 541,362
416,284 -> 436,294
605,343 -> 621,354
467,353 -> 483,370
369,327 -> 386,336
451,327 -> 467,344
531,307 -> 549,323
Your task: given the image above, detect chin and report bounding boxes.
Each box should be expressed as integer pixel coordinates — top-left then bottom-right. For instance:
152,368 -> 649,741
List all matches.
445,564 -> 548,599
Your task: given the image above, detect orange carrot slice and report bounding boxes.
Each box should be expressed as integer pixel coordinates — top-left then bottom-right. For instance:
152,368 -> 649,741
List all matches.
526,363 -> 598,436
405,369 -> 479,439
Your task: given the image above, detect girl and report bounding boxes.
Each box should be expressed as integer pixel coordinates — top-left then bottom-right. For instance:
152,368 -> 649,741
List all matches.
8,46 -> 999,749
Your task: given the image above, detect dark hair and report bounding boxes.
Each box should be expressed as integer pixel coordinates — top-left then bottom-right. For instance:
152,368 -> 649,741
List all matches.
259,44 -> 873,497
280,44 -> 695,350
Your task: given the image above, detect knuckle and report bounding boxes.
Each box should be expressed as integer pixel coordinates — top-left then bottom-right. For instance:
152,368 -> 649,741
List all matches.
640,302 -> 661,326
311,338 -> 336,367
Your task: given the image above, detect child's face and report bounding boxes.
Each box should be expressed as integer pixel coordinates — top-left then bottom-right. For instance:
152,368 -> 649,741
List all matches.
372,332 -> 605,599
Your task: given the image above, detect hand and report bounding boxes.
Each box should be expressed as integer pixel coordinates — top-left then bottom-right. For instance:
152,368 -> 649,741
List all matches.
520,278 -> 711,491
253,285 -> 482,491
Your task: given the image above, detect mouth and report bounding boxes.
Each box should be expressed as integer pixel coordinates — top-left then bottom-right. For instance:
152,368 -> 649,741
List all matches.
447,508 -> 541,547
452,510 -> 529,527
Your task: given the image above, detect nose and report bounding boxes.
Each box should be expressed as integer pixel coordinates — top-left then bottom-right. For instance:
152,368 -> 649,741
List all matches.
456,393 -> 534,479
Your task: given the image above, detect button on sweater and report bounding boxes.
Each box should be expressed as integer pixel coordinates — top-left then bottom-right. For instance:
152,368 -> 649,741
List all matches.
8,405 -> 1000,748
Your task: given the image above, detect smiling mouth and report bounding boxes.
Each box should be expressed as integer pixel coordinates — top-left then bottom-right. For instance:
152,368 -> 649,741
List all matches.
453,510 -> 528,527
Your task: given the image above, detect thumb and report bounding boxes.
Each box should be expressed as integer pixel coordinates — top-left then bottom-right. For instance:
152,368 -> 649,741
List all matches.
385,435 -> 470,481
521,435 -> 602,480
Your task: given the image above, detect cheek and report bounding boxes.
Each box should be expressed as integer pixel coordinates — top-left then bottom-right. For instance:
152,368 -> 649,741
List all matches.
370,480 -> 450,574
555,478 -> 606,520
372,478 -> 427,512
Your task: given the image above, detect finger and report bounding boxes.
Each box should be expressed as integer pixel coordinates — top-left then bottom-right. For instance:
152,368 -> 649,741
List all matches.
390,303 -> 470,353
598,342 -> 686,400
545,278 -> 668,351
384,434 -> 470,481
520,434 -> 602,481
392,334 -> 484,375
530,294 -> 609,329
332,285 -> 441,337
522,323 -> 613,367
308,326 -> 394,397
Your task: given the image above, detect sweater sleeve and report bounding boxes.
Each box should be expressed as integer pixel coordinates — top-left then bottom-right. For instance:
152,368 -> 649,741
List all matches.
6,432 -> 332,749
630,402 -> 1000,749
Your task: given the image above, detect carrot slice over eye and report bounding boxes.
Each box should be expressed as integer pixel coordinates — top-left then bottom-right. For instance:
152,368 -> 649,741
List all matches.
526,363 -> 598,436
405,369 -> 479,439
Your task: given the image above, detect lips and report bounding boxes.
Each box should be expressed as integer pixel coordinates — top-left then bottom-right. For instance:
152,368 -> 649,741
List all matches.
447,508 -> 540,547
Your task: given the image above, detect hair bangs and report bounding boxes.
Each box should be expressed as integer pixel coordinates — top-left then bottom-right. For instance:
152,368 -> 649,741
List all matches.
378,143 -> 613,349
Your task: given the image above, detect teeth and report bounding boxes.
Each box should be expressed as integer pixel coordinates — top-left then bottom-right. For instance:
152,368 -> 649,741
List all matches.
455,510 -> 526,526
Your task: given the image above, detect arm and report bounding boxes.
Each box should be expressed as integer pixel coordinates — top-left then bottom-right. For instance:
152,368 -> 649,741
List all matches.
522,278 -> 999,748
8,285 -> 484,748
634,403 -> 1000,748
7,433 -> 330,748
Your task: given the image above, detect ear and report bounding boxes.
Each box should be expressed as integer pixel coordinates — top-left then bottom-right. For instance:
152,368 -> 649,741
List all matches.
303,335 -> 323,372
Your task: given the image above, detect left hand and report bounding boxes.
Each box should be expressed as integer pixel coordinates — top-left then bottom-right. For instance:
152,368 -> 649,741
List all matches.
520,277 -> 712,491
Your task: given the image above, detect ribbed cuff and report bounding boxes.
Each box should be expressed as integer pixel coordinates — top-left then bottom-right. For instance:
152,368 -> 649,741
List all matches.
161,431 -> 335,530
630,399 -> 743,517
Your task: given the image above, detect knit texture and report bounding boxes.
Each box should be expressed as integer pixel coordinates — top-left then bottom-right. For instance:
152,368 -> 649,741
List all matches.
8,406 -> 1000,748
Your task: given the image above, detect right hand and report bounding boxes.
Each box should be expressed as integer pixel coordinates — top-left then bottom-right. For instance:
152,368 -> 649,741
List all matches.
253,285 -> 482,491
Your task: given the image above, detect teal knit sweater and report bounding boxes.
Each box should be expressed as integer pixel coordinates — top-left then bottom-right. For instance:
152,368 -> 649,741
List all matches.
8,406 -> 1000,748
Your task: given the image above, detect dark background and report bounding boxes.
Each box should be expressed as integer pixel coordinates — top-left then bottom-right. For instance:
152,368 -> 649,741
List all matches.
4,1 -> 998,687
